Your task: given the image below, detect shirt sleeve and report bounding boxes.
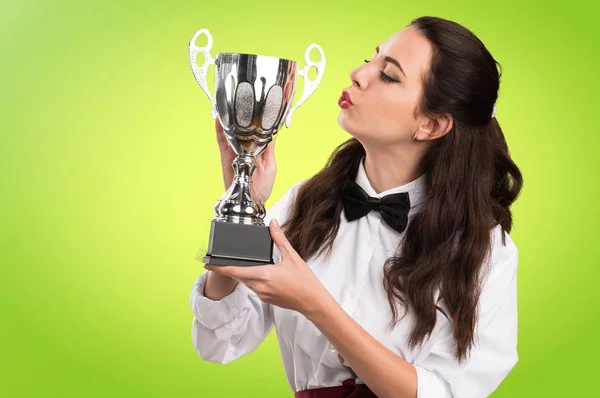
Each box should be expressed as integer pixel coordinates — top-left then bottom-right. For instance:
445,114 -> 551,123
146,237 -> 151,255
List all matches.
413,225 -> 519,398
189,180 -> 306,364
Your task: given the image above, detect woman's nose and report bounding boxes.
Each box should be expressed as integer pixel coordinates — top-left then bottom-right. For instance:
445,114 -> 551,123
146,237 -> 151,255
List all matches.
350,64 -> 368,90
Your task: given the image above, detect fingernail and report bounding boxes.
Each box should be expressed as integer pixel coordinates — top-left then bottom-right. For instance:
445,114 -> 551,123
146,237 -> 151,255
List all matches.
272,219 -> 280,229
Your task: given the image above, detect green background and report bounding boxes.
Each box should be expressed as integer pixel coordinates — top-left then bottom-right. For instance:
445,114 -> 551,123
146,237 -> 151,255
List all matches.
1,0 -> 598,396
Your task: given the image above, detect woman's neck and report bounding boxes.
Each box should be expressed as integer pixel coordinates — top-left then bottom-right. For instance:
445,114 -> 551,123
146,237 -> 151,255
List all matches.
362,145 -> 426,194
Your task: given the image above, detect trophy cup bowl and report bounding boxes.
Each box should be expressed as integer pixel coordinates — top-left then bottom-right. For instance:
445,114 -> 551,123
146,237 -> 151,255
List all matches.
189,29 -> 325,266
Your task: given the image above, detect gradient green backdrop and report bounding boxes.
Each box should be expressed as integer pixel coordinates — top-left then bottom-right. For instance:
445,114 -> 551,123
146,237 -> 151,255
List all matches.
2,0 -> 598,396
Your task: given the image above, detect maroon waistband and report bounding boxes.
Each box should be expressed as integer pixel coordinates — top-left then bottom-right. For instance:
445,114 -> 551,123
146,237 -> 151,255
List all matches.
295,378 -> 378,398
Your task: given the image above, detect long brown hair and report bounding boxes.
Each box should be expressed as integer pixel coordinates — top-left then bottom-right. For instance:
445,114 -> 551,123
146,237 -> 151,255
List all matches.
281,16 -> 523,362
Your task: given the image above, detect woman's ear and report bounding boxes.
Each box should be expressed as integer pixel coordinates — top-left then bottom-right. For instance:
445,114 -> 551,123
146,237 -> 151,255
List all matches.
416,113 -> 453,141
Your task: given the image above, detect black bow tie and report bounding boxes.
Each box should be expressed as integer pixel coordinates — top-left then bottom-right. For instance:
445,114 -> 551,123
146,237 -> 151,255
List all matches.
341,180 -> 411,234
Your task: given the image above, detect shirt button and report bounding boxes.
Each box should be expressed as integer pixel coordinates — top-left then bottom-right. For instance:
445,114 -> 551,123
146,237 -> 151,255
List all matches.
329,344 -> 337,353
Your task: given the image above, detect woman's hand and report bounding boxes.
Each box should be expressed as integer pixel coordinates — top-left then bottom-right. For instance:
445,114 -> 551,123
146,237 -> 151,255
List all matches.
204,219 -> 331,316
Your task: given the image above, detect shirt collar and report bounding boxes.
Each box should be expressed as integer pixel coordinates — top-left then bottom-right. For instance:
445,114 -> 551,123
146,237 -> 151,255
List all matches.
355,156 -> 428,210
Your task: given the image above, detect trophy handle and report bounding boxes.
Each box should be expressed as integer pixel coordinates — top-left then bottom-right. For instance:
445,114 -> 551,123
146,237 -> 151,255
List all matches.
189,29 -> 218,119
284,43 -> 326,128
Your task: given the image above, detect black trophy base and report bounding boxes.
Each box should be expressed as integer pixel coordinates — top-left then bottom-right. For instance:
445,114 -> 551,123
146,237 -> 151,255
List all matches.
201,220 -> 274,267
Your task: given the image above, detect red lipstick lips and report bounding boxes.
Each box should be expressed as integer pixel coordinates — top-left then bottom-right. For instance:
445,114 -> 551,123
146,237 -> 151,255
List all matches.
338,90 -> 353,109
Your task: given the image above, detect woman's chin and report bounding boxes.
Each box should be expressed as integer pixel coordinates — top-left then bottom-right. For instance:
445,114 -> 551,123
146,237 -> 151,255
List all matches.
338,117 -> 364,140
338,113 -> 358,134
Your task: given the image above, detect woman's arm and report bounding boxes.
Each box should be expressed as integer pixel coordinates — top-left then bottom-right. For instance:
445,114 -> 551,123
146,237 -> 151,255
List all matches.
203,270 -> 239,300
190,271 -> 274,364
306,225 -> 519,398
190,181 -> 304,364
306,294 -> 419,398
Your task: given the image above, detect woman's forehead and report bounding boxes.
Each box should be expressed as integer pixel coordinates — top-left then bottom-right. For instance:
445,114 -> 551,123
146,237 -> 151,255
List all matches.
379,27 -> 433,79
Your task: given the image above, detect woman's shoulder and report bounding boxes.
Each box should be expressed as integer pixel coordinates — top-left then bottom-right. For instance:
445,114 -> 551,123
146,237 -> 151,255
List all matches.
285,179 -> 309,198
265,179 -> 308,223
489,223 -> 518,265
480,224 -> 519,294
270,179 -> 308,207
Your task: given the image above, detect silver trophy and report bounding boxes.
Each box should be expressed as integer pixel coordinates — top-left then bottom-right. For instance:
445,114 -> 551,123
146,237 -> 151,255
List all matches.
189,28 -> 325,266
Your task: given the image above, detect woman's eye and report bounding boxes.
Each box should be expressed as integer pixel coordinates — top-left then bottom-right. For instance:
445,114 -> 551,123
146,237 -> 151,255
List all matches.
363,59 -> 400,83
379,71 -> 400,83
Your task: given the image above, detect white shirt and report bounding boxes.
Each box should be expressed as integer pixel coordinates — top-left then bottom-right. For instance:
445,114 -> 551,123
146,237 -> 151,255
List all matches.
190,157 -> 519,398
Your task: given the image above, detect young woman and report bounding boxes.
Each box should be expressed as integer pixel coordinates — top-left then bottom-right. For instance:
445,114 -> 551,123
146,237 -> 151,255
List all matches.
190,15 -> 523,398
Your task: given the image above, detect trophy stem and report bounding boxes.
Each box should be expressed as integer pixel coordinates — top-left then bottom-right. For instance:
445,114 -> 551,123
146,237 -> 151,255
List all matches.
204,152 -> 273,267
213,154 -> 266,225
233,153 -> 255,192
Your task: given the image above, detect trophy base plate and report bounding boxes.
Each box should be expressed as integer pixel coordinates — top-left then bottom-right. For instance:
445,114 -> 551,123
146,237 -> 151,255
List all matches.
200,220 -> 274,267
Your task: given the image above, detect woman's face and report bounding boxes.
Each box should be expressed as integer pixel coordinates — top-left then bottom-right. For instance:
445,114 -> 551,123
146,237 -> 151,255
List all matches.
338,26 -> 434,145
